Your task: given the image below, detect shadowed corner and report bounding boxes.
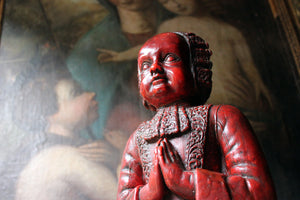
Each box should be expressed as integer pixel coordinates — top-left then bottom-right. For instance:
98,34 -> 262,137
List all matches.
0,0 -> 5,46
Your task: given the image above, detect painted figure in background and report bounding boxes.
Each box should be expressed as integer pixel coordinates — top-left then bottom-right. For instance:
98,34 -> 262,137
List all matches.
66,0 -> 173,183
67,0 -> 170,139
98,0 -> 274,136
14,76 -> 117,200
118,32 -> 276,199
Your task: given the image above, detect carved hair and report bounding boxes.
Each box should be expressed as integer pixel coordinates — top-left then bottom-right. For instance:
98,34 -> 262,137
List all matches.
174,32 -> 213,105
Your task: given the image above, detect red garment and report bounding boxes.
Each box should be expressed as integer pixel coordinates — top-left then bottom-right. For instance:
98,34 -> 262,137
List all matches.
118,104 -> 276,200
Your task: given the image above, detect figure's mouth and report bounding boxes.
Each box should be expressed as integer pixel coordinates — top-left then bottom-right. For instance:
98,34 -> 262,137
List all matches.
152,75 -> 167,86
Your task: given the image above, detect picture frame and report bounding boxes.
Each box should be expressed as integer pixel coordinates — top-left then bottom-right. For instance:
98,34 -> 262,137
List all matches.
0,0 -> 298,199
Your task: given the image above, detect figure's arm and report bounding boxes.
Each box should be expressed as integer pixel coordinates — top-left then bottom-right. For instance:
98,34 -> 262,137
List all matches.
97,45 -> 142,63
118,133 -> 166,200
211,105 -> 276,199
158,105 -> 276,200
158,138 -> 231,200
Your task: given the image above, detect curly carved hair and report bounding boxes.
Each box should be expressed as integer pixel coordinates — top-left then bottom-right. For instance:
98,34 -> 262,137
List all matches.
175,32 -> 213,105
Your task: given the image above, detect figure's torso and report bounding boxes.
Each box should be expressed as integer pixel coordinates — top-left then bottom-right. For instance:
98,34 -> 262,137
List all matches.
135,105 -> 222,184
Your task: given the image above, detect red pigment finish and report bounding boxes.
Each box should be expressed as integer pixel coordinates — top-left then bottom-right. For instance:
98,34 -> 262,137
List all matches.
117,32 -> 276,200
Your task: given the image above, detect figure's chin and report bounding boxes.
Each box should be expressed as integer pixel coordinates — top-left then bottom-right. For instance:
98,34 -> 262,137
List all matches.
145,94 -> 179,109
151,84 -> 169,95
145,91 -> 192,109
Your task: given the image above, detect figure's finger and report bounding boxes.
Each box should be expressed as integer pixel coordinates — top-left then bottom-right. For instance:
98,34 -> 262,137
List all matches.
96,48 -> 118,55
154,146 -> 158,159
97,54 -> 114,63
78,142 -> 100,149
161,140 -> 172,164
157,145 -> 166,166
164,138 -> 173,152
157,138 -> 163,146
153,147 -> 164,176
163,138 -> 176,162
174,150 -> 180,161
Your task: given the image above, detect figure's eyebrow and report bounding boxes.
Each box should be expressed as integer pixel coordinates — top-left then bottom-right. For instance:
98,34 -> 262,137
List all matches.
138,54 -> 151,62
139,47 -> 155,57
138,54 -> 145,59
163,52 -> 179,58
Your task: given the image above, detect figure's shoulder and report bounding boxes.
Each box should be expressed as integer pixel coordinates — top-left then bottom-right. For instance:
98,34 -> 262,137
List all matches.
189,104 -> 213,111
27,146 -> 81,166
209,104 -> 249,126
135,120 -> 149,136
213,104 -> 242,114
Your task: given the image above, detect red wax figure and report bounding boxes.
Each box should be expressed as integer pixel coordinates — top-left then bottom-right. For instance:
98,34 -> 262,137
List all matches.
117,32 -> 276,200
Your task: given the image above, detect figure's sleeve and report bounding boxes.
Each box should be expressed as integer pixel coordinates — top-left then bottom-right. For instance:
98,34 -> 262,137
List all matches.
194,105 -> 276,200
117,132 -> 145,200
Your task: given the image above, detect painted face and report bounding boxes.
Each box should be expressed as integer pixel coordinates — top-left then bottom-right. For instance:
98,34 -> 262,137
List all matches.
109,0 -> 152,10
138,32 -> 195,109
55,79 -> 99,130
158,0 -> 198,15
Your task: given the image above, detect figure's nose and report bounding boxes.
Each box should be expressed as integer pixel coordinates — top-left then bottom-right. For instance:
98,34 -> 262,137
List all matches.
150,61 -> 164,75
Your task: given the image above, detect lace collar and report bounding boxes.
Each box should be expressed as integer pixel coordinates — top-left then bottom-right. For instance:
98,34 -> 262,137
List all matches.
140,104 -> 191,141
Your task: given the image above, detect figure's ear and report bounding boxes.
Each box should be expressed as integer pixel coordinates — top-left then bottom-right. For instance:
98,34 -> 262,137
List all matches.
143,99 -> 157,111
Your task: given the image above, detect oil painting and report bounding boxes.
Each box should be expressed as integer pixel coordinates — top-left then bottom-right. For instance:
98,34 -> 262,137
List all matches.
0,0 -> 299,199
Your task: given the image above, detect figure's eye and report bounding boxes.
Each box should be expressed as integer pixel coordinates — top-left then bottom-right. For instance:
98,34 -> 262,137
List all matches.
71,87 -> 83,98
141,61 -> 151,71
164,54 -> 180,63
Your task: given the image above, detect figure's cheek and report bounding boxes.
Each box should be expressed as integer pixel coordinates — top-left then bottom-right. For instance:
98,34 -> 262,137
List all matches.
140,73 -> 151,87
139,80 -> 149,98
167,70 -> 184,86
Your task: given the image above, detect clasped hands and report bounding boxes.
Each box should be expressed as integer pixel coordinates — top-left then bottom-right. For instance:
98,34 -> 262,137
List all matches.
140,138 -> 195,200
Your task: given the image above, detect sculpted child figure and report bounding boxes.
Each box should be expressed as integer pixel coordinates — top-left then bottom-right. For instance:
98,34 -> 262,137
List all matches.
117,32 -> 276,200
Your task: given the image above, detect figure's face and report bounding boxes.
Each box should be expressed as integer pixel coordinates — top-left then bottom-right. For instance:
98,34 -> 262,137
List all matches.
138,33 -> 195,109
55,80 -> 99,130
109,0 -> 152,10
158,0 -> 198,15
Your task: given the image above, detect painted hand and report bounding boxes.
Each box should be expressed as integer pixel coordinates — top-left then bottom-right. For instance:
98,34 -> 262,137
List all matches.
97,48 -> 120,63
